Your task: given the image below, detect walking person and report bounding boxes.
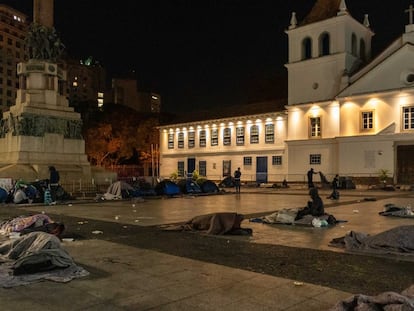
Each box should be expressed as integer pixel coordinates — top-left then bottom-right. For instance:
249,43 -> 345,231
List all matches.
307,168 -> 318,189
48,166 -> 60,204
234,167 -> 241,193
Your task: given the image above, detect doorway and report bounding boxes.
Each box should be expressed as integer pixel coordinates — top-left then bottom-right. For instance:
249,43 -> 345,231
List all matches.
397,145 -> 414,184
256,156 -> 268,184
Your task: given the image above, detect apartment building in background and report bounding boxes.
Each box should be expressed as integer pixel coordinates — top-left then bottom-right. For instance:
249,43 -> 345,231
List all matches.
0,4 -> 28,113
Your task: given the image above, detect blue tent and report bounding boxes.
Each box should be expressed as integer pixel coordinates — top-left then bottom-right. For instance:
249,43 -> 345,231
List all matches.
177,179 -> 202,194
200,180 -> 220,193
155,180 -> 181,196
0,187 -> 8,203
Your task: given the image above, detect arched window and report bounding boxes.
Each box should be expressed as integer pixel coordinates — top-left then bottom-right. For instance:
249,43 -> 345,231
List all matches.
351,33 -> 357,56
319,32 -> 330,56
302,37 -> 312,60
359,39 -> 366,62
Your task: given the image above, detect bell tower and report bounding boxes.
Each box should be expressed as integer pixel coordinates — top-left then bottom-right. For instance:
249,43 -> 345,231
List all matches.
285,0 -> 374,105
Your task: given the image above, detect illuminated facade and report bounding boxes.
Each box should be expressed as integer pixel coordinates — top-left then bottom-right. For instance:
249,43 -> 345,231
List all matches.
159,112 -> 287,183
159,0 -> 414,184
0,5 -> 28,113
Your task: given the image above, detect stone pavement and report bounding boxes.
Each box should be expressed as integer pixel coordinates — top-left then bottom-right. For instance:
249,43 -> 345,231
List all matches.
0,187 -> 413,310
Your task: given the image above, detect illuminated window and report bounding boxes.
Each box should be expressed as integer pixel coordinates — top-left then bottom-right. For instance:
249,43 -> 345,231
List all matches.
250,125 -> 259,144
188,131 -> 195,148
211,128 -> 218,146
265,124 -> 274,143
199,161 -> 207,176
177,161 -> 184,177
310,154 -> 321,165
272,156 -> 282,165
309,117 -> 321,138
168,133 -> 174,149
236,127 -> 244,145
178,132 -> 184,148
361,111 -> 373,130
243,157 -> 252,166
402,106 -> 414,130
199,130 -> 206,147
223,128 -> 231,146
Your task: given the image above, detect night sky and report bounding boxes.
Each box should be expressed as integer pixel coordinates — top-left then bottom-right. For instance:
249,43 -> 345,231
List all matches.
1,0 -> 412,113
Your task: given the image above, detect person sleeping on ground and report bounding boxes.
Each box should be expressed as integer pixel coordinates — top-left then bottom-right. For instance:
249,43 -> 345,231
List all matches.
162,212 -> 253,235
0,214 -> 65,238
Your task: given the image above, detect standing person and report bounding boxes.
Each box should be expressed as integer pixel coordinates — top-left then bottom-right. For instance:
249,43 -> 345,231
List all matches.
307,168 -> 318,189
327,174 -> 339,199
234,167 -> 242,193
48,166 -> 60,204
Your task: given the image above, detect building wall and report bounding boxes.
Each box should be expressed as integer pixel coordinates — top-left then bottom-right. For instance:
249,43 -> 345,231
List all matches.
158,4 -> 414,185
66,60 -> 106,107
159,112 -> 288,183
285,14 -> 372,106
0,5 -> 27,113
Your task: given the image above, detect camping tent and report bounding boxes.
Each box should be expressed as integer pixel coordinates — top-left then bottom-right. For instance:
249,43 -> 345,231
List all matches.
0,187 -> 8,203
154,180 -> 181,196
219,176 -> 235,188
199,180 -> 220,193
177,179 -> 202,194
103,181 -> 140,200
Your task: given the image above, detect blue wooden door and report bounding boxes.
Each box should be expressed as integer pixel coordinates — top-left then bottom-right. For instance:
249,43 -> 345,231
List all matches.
256,156 -> 268,183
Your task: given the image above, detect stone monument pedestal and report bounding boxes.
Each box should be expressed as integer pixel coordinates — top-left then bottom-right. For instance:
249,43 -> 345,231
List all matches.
0,60 -> 108,182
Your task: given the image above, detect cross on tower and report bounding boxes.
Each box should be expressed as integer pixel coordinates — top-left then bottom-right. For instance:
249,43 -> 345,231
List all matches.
406,4 -> 414,25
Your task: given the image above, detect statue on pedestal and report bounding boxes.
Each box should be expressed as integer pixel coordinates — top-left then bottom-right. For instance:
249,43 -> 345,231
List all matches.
25,23 -> 65,61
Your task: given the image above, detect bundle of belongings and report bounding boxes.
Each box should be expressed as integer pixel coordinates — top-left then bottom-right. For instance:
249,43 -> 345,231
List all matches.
329,284 -> 414,311
379,203 -> 414,217
0,214 -> 89,287
329,225 -> 414,257
161,212 -> 253,235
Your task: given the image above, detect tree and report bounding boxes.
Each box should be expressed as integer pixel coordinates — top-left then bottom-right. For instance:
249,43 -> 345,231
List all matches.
84,123 -> 121,166
83,105 -> 160,168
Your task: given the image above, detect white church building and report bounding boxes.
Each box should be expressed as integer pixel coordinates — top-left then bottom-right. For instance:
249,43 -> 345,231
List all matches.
158,0 -> 414,186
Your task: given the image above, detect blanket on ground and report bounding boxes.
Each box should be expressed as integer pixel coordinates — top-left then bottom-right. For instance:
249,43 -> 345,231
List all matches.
0,214 -> 53,235
329,225 -> 414,256
161,212 -> 252,235
250,208 -> 338,227
0,232 -> 89,287
379,203 -> 414,218
329,284 -> 414,310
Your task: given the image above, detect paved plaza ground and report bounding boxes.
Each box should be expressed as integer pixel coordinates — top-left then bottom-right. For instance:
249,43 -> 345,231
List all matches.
0,186 -> 413,310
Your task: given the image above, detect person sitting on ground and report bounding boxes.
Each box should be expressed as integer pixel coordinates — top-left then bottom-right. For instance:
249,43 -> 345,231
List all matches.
327,174 -> 339,199
295,187 -> 325,220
